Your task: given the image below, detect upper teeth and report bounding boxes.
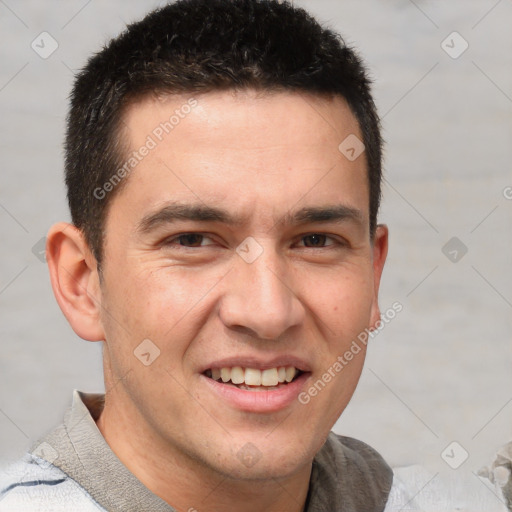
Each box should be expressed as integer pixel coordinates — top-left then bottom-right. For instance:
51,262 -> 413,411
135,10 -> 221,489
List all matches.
210,366 -> 298,386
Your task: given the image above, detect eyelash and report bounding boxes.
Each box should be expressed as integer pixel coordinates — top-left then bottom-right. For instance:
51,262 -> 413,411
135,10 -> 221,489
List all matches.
162,233 -> 346,249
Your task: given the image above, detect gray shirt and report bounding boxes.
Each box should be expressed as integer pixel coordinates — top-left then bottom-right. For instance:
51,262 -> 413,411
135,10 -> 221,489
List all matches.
0,390 -> 407,511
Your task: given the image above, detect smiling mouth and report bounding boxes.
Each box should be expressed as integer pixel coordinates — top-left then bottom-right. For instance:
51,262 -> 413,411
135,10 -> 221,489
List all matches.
204,366 -> 304,391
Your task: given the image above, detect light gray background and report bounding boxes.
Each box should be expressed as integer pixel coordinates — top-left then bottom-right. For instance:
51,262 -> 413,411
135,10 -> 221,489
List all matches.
1,0 -> 511,485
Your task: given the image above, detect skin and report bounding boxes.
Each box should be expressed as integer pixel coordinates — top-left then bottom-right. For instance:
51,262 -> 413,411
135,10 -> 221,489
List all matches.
47,89 -> 388,512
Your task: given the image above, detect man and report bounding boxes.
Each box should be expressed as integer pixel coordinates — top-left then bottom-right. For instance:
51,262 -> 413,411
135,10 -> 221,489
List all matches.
0,0 -> 414,510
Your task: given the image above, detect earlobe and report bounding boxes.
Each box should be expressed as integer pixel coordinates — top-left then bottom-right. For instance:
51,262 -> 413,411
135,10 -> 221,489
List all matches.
46,222 -> 105,342
369,224 -> 389,329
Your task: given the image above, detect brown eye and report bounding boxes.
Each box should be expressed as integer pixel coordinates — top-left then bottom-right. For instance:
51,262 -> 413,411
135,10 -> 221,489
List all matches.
301,234 -> 329,247
163,233 -> 216,248
177,234 -> 205,247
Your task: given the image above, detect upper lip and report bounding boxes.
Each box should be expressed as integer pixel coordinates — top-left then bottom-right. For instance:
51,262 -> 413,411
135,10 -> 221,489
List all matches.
200,356 -> 312,373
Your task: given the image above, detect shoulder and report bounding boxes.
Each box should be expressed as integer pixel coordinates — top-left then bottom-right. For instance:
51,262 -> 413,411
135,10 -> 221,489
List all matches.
317,437 -> 421,511
308,433 -> 393,511
387,464 -> 510,512
0,453 -> 105,512
321,432 -> 393,485
383,471 -> 422,511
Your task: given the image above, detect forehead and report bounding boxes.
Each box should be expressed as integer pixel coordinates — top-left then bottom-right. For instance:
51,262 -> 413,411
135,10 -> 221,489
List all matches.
109,89 -> 369,227
121,88 -> 362,149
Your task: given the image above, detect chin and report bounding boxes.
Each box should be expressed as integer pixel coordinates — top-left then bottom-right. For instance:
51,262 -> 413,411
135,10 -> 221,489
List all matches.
206,434 -> 319,482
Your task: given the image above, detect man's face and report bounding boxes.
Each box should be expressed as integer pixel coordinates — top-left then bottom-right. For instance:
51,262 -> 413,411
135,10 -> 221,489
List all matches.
97,90 -> 387,480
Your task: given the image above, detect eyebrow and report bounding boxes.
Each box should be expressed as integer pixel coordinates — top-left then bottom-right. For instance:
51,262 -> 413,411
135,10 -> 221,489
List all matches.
137,202 -> 365,234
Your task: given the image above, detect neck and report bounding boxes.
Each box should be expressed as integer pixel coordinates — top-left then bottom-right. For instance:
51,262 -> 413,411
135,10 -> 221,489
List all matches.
95,392 -> 311,512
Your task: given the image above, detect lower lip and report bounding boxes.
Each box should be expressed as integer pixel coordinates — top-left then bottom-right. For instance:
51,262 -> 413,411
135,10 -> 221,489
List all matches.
201,372 -> 311,413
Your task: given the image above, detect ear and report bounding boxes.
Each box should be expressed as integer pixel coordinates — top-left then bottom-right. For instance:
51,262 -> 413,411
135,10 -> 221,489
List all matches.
46,222 -> 105,341
369,224 -> 389,329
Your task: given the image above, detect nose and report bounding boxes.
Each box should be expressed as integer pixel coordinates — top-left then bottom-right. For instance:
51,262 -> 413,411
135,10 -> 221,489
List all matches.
218,246 -> 305,340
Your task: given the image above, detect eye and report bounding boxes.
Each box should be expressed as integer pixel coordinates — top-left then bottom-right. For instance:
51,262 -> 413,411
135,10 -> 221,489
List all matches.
164,233 -> 216,247
298,234 -> 337,248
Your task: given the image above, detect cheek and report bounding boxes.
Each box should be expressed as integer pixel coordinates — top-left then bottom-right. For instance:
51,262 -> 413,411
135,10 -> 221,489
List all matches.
306,266 -> 375,340
102,264 -> 226,356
